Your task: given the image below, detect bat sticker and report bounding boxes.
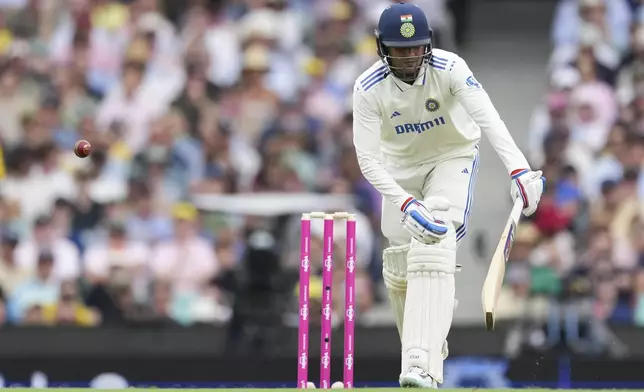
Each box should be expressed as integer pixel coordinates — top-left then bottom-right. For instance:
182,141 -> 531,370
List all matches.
502,222 -> 516,263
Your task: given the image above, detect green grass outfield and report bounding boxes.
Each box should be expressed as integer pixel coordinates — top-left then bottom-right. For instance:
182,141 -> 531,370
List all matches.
3,389 -> 644,392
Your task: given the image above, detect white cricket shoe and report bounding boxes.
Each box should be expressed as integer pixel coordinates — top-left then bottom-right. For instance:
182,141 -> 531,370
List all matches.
399,366 -> 438,388
399,343 -> 447,386
399,298 -> 455,388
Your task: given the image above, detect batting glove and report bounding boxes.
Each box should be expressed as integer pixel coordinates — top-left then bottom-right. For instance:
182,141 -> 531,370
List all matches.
400,196 -> 449,245
510,169 -> 546,216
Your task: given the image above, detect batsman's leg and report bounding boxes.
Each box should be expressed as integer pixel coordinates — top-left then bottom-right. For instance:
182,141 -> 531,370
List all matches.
381,194 -> 454,386
398,149 -> 478,387
400,221 -> 457,388
380,193 -> 415,342
383,244 -> 455,351
382,244 -> 410,340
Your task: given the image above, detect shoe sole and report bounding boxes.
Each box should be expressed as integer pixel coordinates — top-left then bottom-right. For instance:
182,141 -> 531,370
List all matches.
399,374 -> 437,389
400,379 -> 423,388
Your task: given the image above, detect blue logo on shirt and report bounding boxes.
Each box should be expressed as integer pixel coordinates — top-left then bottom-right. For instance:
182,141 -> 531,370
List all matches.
395,117 -> 446,134
466,75 -> 481,88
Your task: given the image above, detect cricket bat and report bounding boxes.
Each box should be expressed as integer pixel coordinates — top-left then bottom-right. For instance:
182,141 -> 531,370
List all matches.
481,198 -> 524,331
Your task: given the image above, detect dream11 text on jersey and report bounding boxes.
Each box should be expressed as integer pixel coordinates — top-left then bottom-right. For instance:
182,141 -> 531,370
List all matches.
394,116 -> 446,135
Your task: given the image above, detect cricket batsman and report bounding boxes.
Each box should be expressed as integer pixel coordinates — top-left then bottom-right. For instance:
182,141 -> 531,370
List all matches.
352,2 -> 546,388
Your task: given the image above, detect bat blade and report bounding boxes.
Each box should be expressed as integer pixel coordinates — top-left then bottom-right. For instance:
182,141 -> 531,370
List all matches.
482,199 -> 523,331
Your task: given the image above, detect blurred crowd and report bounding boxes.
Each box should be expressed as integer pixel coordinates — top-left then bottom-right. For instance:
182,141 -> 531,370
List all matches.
498,0 -> 644,356
0,0 -> 466,337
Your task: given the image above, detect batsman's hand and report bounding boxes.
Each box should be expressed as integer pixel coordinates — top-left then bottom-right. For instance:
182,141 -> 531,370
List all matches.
400,196 -> 449,245
510,169 -> 546,216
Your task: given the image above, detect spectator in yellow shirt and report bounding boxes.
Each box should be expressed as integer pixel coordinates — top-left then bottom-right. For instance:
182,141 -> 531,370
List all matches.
42,280 -> 100,327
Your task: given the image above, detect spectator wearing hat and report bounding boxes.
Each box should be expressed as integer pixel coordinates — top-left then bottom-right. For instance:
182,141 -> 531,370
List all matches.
149,202 -> 218,293
220,44 -> 280,147
237,5 -> 301,101
149,202 -> 224,324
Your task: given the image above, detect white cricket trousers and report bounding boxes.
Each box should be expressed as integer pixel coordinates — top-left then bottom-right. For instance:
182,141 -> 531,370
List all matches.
381,147 -> 480,247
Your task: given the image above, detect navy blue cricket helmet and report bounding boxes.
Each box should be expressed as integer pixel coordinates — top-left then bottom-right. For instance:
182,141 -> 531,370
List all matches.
375,3 -> 433,81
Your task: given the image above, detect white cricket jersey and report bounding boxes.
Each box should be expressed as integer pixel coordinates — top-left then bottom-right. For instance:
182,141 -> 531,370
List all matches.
352,48 -> 530,208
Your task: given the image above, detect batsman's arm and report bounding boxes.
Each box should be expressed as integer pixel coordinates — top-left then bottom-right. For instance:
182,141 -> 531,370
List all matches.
352,86 -> 410,209
449,56 -> 531,174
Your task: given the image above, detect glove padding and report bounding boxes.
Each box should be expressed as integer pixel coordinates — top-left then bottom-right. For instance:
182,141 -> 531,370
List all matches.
400,196 -> 450,245
510,169 -> 546,216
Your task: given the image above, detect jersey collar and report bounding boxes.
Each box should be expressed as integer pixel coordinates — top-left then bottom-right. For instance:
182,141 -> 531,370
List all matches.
414,68 -> 427,86
392,65 -> 427,91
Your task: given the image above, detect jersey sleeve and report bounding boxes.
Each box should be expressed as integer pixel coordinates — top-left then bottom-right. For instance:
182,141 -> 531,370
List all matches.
449,56 -> 531,174
352,86 -> 410,208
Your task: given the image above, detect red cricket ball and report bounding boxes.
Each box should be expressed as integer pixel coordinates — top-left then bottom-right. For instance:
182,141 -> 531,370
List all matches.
74,140 -> 92,158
